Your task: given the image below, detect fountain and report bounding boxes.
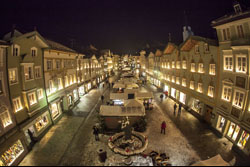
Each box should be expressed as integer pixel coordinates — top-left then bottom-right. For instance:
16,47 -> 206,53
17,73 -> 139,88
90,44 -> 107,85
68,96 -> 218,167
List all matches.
108,116 -> 148,156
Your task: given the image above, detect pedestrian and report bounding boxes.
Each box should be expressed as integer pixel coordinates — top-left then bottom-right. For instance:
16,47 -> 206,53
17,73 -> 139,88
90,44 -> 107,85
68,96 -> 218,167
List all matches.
160,94 -> 164,102
101,95 -> 104,103
178,103 -> 182,115
161,121 -> 166,135
174,103 -> 177,115
93,126 -> 100,141
103,83 -> 105,88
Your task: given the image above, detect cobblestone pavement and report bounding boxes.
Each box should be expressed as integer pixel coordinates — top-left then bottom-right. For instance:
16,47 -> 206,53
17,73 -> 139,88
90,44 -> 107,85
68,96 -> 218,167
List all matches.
19,81 -> 250,166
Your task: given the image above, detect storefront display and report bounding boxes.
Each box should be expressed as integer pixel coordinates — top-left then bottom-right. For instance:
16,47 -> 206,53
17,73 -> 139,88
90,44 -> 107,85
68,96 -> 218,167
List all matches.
192,99 -> 201,113
88,83 -> 91,90
51,103 -> 60,120
164,85 -> 169,92
216,116 -> 226,132
68,95 -> 73,106
227,122 -> 241,141
73,90 -> 78,101
0,140 -> 24,166
171,88 -> 176,98
79,86 -> 85,96
179,92 -> 186,104
113,100 -> 124,105
237,131 -> 250,149
35,115 -> 48,132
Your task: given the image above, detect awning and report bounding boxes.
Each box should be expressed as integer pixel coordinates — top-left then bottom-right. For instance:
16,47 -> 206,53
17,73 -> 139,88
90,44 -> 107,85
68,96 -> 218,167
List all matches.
100,105 -> 145,117
135,92 -> 154,99
191,154 -> 230,166
110,93 -> 128,100
124,89 -> 139,94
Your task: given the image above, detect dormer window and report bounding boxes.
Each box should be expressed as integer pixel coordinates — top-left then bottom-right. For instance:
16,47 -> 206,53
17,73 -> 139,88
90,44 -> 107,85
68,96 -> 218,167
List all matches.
13,45 -> 20,56
234,3 -> 242,14
195,45 -> 199,53
31,47 -> 37,57
204,43 -> 209,52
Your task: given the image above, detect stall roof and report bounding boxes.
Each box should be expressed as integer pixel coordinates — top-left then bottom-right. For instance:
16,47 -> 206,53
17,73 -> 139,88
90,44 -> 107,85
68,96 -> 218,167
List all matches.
113,83 -> 126,89
126,83 -> 139,89
110,93 -> 128,100
124,99 -> 143,107
135,92 -> 154,99
99,105 -> 145,117
124,89 -> 139,94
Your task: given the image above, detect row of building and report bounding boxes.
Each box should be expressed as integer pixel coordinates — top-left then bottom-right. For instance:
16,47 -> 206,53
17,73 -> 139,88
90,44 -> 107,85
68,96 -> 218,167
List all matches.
0,29 -> 120,166
139,2 -> 250,157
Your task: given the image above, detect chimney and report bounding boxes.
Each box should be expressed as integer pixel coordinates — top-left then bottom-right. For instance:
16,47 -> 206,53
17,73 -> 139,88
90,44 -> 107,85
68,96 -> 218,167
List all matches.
11,24 -> 16,38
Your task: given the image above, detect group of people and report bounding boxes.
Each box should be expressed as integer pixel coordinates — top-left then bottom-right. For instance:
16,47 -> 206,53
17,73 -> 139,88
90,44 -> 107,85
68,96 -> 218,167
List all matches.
173,103 -> 182,116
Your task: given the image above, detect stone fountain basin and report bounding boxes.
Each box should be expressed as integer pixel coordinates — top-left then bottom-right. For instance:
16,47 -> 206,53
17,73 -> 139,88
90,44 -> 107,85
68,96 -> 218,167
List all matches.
108,131 -> 148,156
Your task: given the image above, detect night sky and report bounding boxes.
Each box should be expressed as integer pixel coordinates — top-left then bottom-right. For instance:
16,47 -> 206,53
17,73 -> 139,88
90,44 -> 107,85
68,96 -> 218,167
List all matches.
1,0 -> 250,54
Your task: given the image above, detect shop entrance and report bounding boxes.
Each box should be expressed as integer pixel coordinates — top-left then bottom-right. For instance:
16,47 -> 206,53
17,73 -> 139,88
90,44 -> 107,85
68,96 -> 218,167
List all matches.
216,115 -> 226,132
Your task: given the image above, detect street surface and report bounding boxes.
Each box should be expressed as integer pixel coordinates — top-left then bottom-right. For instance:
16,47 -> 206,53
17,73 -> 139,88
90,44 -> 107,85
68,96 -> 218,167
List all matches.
19,82 -> 250,166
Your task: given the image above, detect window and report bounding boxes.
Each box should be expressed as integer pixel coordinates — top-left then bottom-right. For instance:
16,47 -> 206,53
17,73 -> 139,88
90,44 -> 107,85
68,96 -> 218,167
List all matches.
236,55 -> 247,73
9,68 -> 18,84
13,97 -> 23,112
182,61 -> 187,69
47,60 -> 52,70
176,61 -> 180,69
222,85 -> 232,101
56,60 -> 61,69
13,45 -> 20,56
190,81 -> 194,90
224,56 -> 233,71
28,92 -> 37,106
24,65 -> 34,81
172,76 -> 175,83
176,77 -> 180,85
58,78 -> 63,90
209,64 -> 216,75
35,66 -> 41,78
167,62 -> 170,69
191,63 -> 196,72
197,83 -> 203,93
195,45 -> 199,53
69,75 -> 73,85
227,122 -> 241,141
237,25 -> 244,38
222,28 -> 231,41
172,61 -> 175,68
37,89 -> 43,100
74,74 -> 77,83
208,86 -> 214,97
49,80 -> 54,93
204,43 -> 209,52
233,90 -> 245,109
0,110 -> 12,128
198,63 -> 204,73
31,48 -> 37,57
167,75 -> 170,81
51,103 -> 60,119
237,131 -> 250,149
182,78 -> 186,87
65,76 -> 69,87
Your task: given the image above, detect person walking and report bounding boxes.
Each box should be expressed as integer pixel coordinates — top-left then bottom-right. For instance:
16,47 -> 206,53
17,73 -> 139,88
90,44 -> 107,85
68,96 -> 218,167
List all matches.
174,103 -> 177,116
161,121 -> 166,135
101,95 -> 104,103
93,126 -> 100,141
178,103 -> 182,115
160,94 -> 164,102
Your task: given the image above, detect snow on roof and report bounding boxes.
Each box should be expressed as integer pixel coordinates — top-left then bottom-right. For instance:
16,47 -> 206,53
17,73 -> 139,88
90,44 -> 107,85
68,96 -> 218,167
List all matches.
110,93 -> 128,100
46,39 -> 77,53
124,99 -> 143,107
135,92 -> 154,99
124,89 -> 139,94
3,29 -> 23,41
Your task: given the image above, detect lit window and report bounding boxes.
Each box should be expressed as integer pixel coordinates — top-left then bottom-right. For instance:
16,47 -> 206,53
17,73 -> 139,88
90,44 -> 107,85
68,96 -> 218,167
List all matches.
172,61 -> 175,68
65,76 -> 69,87
190,81 -> 194,90
233,90 -> 245,109
176,77 -> 180,85
28,92 -> 37,106
58,78 -> 63,90
70,75 -> 73,85
167,75 -> 170,81
222,85 -> 232,101
237,25 -> 244,38
182,78 -> 186,87
198,63 -> 204,73
209,64 -> 216,75
172,76 -> 175,83
13,97 -> 23,112
167,62 -> 170,69
197,83 -> 203,93
224,56 -> 233,71
236,55 -> 247,73
9,68 -> 18,84
37,89 -> 43,100
182,61 -> 187,69
51,103 -> 60,119
49,80 -> 55,93
0,110 -> 12,128
237,131 -> 250,149
56,60 -> 61,69
24,65 -> 34,81
204,43 -> 209,52
35,66 -> 41,78
208,86 -> 214,97
176,61 -> 180,69
191,63 -> 196,72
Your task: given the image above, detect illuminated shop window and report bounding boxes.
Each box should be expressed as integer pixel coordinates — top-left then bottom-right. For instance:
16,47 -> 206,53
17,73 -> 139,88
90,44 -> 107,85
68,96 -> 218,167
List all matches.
216,116 -> 226,132
65,76 -> 69,87
35,115 -> 48,132
51,103 -> 60,119
237,131 -> 250,149
227,122 -> 241,141
0,140 -> 24,166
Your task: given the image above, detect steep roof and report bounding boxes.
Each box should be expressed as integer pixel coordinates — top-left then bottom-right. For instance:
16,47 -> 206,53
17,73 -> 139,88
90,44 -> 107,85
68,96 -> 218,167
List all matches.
46,39 -> 77,53
3,29 -> 23,41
